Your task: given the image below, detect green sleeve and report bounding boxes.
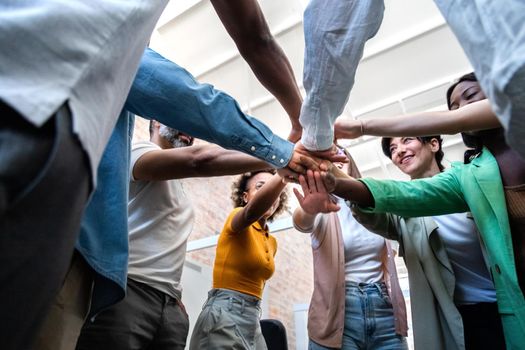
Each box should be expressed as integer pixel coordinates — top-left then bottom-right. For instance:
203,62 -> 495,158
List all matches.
358,166 -> 469,217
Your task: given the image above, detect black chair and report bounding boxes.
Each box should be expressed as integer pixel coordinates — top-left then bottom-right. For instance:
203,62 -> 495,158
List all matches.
260,319 -> 288,350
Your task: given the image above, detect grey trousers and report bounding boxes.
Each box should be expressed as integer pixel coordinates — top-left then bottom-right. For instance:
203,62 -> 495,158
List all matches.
189,288 -> 267,350
0,102 -> 91,350
76,279 -> 189,350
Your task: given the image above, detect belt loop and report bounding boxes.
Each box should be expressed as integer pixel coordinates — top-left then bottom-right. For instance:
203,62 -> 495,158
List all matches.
228,296 -> 233,311
241,298 -> 245,314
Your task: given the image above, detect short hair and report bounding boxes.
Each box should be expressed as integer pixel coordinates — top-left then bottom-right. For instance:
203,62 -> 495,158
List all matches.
381,136 -> 445,172
446,72 -> 478,109
230,169 -> 288,222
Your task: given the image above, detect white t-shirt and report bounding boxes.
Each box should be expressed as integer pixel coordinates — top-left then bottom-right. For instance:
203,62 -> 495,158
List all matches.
310,197 -> 385,284
432,213 -> 497,304
127,141 -> 195,298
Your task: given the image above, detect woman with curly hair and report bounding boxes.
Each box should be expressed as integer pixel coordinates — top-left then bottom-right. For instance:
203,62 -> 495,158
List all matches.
189,169 -> 288,350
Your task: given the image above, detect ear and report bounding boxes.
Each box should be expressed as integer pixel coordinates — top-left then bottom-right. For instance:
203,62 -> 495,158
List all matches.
242,191 -> 248,204
429,138 -> 440,153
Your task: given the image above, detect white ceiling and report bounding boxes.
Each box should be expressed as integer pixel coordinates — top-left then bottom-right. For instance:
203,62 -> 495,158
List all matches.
150,0 -> 473,180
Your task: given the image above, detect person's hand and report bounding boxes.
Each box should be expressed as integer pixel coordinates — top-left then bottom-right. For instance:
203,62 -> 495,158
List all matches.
293,170 -> 340,215
295,141 -> 348,164
320,170 -> 337,193
287,124 -> 302,143
278,148 -> 319,181
334,118 -> 362,140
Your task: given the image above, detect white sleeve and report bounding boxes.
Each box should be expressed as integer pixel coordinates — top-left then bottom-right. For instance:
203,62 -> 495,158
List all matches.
130,141 -> 161,181
300,0 -> 385,150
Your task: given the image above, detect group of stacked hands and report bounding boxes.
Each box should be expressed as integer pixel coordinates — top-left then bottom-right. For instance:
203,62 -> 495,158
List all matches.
1,0 -> 524,350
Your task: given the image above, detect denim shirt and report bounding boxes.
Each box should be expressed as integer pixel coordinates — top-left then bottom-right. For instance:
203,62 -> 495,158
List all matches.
77,49 -> 295,316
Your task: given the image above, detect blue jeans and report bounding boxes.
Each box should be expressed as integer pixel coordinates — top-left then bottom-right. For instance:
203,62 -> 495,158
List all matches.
309,282 -> 406,350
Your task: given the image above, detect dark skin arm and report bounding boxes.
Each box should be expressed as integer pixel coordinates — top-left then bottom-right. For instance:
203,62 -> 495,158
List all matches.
133,144 -> 270,181
210,0 -> 303,142
231,173 -> 286,232
321,170 -> 375,207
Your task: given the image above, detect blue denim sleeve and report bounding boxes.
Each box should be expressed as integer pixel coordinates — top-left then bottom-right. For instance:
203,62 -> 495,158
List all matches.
124,48 -> 293,168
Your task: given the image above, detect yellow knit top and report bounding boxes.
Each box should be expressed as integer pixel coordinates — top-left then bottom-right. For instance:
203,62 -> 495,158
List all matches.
213,207 -> 277,299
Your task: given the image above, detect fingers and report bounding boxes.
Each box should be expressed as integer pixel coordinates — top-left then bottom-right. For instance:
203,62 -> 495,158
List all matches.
288,161 -> 306,174
298,155 -> 319,171
298,174 -> 309,195
313,171 -> 326,193
306,170 -> 317,194
293,187 -> 304,205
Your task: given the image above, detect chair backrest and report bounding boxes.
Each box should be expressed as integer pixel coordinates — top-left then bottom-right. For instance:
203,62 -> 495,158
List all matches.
260,319 -> 288,350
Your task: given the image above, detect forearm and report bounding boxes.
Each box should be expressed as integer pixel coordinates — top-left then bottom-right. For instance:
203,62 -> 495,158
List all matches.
358,100 -> 499,137
332,178 -> 375,207
210,0 -> 302,125
292,208 -> 317,232
243,44 -> 302,126
187,145 -> 271,177
242,174 -> 286,222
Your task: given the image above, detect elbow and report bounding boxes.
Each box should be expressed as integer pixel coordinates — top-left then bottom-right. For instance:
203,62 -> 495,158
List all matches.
188,147 -> 219,174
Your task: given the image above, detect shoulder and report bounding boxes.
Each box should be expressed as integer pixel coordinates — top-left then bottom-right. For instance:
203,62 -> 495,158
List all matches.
222,207 -> 245,234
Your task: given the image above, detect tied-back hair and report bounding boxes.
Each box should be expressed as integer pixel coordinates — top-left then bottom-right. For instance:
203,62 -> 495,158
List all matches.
230,169 -> 289,222
381,136 -> 446,172
446,72 -> 483,163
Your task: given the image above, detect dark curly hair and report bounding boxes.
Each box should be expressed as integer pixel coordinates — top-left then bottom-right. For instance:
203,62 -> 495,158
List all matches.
381,136 -> 445,172
230,169 -> 289,222
446,72 -> 484,163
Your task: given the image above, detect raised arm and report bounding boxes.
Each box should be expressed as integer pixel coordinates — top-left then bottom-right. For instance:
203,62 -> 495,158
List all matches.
293,170 -> 340,232
231,173 -> 287,232
335,99 -> 500,140
211,0 -> 303,142
132,144 -> 270,181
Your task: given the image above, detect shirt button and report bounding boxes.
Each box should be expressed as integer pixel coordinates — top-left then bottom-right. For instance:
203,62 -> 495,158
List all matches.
495,264 -> 501,274
251,146 -> 256,151
271,155 -> 276,160
279,159 -> 285,164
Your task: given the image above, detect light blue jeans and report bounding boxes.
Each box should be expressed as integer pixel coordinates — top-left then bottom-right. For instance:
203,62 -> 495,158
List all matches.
309,282 -> 407,350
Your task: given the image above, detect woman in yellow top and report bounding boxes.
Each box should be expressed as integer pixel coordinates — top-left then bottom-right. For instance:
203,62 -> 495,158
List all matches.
189,169 -> 288,350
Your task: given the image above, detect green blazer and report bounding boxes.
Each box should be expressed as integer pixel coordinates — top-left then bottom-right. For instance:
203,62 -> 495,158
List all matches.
360,148 -> 525,349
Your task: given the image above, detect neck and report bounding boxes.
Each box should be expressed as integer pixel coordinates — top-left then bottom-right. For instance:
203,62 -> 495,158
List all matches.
410,162 -> 441,180
478,129 -> 508,155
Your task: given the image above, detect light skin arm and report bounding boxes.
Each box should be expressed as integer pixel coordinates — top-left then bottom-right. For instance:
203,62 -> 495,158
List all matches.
133,144 -> 270,181
210,0 -> 303,142
334,99 -> 500,139
231,173 -> 287,232
292,170 -> 340,232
